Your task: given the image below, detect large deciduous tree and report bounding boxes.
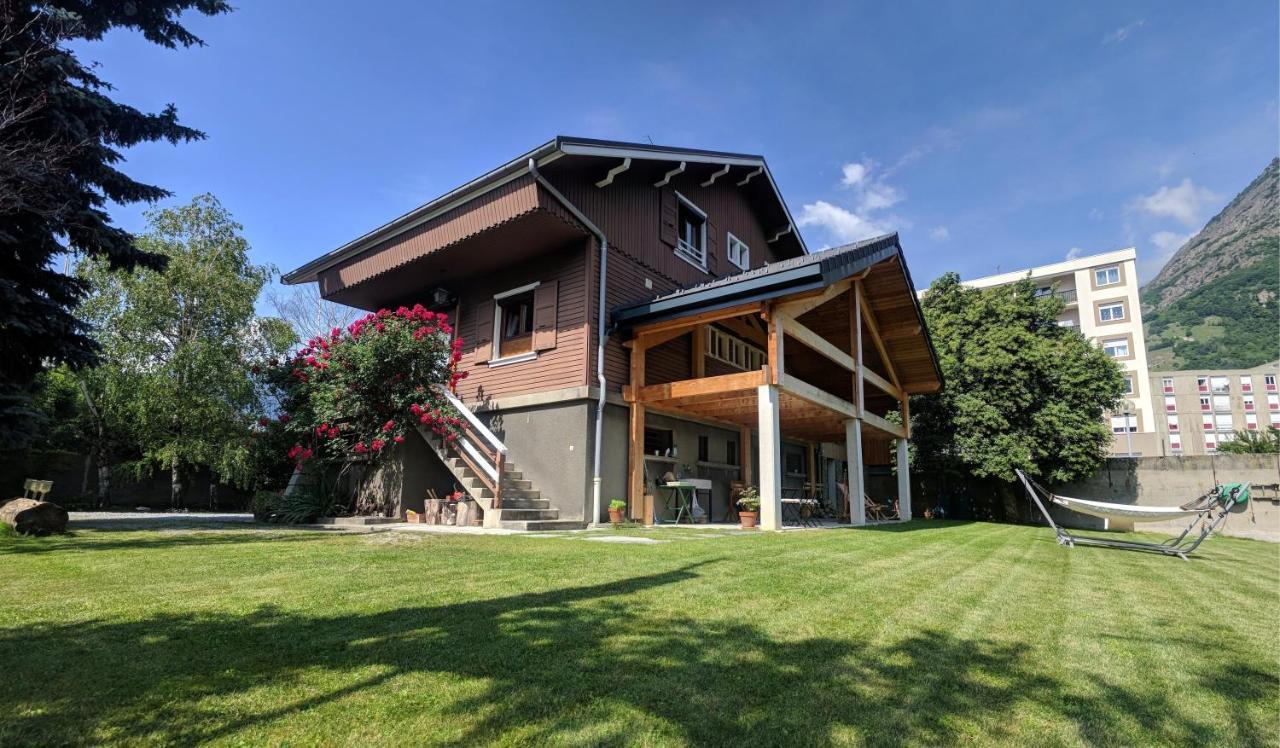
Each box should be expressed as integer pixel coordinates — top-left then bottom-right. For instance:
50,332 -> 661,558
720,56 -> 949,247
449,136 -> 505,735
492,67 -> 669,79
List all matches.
911,273 -> 1126,490
78,195 -> 291,508
0,0 -> 231,448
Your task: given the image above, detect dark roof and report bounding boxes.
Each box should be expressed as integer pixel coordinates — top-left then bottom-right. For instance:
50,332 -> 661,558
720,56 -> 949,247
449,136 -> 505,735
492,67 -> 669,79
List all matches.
283,135 -> 803,284
613,233 -> 901,328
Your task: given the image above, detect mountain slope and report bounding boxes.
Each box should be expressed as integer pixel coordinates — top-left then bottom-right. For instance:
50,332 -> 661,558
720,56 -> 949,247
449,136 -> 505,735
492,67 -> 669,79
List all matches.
1141,158 -> 1279,370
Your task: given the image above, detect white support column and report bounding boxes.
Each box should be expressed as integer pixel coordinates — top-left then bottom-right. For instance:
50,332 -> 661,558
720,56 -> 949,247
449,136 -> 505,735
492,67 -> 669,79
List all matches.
845,419 -> 865,526
897,437 -> 911,522
757,384 -> 783,531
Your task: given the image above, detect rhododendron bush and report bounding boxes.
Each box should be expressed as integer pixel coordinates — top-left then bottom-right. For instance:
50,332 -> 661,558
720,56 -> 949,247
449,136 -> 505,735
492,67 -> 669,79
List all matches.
268,305 -> 468,467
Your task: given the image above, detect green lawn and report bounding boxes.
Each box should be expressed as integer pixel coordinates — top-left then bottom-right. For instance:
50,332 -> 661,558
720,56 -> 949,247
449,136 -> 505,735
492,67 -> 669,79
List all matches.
2,521 -> 1276,746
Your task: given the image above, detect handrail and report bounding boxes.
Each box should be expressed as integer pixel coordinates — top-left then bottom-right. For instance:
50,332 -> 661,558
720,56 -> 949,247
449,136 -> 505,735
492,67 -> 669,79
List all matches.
438,387 -> 507,508
440,387 -> 507,456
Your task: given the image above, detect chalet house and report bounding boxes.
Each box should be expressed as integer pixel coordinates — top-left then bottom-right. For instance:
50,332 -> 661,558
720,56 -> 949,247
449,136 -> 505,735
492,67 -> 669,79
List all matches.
283,137 -> 942,530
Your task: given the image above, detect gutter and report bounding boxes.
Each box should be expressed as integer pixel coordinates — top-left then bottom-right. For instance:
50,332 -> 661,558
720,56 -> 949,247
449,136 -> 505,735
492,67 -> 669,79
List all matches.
527,157 -> 611,527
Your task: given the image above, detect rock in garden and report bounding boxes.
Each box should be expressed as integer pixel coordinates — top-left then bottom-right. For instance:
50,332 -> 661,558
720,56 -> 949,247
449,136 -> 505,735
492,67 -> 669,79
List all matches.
0,498 -> 69,535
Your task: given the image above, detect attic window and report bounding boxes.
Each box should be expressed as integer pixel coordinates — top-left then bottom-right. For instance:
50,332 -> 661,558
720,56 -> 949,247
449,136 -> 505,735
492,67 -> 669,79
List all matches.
674,193 -> 707,269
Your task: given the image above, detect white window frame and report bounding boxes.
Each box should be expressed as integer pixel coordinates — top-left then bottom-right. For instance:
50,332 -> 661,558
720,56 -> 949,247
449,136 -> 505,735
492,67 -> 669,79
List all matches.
1094,266 -> 1121,287
725,232 -> 750,271
1210,375 -> 1229,394
1243,395 -> 1255,412
1110,415 -> 1138,434
1102,338 -> 1129,358
1269,393 -> 1280,411
488,281 -> 541,366
1212,394 -> 1230,412
1199,396 -> 1211,412
1245,413 -> 1259,430
1166,415 -> 1179,432
1122,376 -> 1134,395
1098,301 -> 1126,322
673,192 -> 708,271
1214,414 -> 1233,432
1240,375 -> 1253,392
1161,377 -> 1174,393
1169,435 -> 1182,452
705,326 -> 765,372
1164,395 -> 1177,413
1267,374 -> 1278,391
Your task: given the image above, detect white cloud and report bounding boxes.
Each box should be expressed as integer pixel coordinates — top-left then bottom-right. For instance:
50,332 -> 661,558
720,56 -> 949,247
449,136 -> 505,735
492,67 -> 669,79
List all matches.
797,201 -> 892,244
1137,230 -> 1193,282
798,159 -> 909,245
1103,19 -> 1146,45
840,162 -> 867,187
1136,178 -> 1222,226
929,226 -> 950,241
1065,247 -> 1085,260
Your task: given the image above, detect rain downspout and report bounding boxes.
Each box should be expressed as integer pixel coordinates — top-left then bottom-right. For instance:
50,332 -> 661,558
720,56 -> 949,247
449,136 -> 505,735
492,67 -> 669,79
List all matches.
528,157 -> 610,526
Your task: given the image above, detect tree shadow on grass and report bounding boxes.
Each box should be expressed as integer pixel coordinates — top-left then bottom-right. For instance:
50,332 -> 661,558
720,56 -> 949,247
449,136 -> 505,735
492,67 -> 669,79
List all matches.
0,528 -> 337,556
0,564 -> 1272,745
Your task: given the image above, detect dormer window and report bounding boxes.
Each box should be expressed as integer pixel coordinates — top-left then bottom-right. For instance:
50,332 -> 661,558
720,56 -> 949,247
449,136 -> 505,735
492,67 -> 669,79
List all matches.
674,193 -> 707,269
727,233 -> 750,271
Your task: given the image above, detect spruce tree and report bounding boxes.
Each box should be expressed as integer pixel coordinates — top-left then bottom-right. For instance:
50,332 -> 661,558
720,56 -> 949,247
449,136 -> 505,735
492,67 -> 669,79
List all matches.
0,0 -> 230,447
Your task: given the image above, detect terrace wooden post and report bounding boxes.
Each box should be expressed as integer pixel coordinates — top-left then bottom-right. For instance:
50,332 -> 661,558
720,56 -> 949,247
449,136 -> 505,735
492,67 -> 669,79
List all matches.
846,419 -> 866,526
757,384 -> 783,531
848,284 -> 866,525
628,345 -> 647,516
692,324 -> 706,378
897,396 -> 911,522
739,426 -> 753,487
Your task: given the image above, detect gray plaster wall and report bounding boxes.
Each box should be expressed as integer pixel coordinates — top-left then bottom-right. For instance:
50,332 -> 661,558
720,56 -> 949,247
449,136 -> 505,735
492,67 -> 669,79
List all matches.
1052,455 -> 1280,542
477,400 -> 593,521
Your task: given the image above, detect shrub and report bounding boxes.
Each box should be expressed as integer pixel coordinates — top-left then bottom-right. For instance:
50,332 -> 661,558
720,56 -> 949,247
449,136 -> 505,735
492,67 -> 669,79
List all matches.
737,486 -> 760,512
608,498 -> 626,511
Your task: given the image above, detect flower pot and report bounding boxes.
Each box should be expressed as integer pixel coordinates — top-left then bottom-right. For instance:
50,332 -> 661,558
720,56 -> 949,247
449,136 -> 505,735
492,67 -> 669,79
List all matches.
608,509 -> 624,525
739,511 -> 758,529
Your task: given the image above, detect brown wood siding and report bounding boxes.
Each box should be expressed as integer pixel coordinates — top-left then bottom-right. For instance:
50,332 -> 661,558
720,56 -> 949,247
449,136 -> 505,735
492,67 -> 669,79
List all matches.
553,164 -> 791,393
452,240 -> 590,403
645,334 -> 692,386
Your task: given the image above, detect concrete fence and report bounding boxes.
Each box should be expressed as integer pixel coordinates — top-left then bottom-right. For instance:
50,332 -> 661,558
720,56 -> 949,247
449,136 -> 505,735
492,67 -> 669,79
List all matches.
1051,455 -> 1280,542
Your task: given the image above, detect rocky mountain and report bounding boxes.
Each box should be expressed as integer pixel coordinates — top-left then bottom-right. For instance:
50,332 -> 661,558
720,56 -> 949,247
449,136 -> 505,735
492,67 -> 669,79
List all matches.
1141,158 -> 1279,370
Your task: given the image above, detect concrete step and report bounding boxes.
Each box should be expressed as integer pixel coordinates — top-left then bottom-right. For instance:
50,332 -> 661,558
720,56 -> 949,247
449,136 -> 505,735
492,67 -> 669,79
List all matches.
497,498 -> 551,510
495,508 -> 561,521
497,519 -> 587,531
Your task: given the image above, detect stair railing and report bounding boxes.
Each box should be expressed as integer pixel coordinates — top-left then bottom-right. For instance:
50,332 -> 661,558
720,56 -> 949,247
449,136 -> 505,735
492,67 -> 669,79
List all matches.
439,387 -> 508,508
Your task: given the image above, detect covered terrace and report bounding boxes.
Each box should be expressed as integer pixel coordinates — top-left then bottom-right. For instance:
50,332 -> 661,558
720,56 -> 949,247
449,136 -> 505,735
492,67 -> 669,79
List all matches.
614,234 -> 942,530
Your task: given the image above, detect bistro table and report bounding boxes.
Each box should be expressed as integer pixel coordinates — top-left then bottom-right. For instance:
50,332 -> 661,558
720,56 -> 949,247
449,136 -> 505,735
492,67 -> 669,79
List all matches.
659,481 -> 698,524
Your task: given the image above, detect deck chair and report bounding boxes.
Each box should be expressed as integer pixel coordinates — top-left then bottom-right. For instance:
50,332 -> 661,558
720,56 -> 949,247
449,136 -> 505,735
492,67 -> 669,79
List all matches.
1016,469 -> 1248,561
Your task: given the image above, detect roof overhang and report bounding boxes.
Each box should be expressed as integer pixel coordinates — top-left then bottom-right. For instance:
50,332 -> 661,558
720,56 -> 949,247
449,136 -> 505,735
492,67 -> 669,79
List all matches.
283,135 -> 807,285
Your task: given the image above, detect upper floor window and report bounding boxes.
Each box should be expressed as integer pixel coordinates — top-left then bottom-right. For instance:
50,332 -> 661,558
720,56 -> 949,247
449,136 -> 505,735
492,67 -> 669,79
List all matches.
705,326 -> 765,371
1244,395 -> 1255,411
1245,413 -> 1259,430
1098,301 -> 1126,322
1122,375 -> 1135,395
1266,374 -> 1278,391
1240,375 -> 1253,392
1161,377 -> 1174,393
1111,415 -> 1138,433
1210,375 -> 1229,393
1102,338 -> 1129,358
726,233 -> 750,271
1094,266 -> 1121,287
1164,395 -> 1176,412
494,284 -> 536,360
674,193 -> 707,269
1166,414 -> 1179,432
1196,376 -> 1208,392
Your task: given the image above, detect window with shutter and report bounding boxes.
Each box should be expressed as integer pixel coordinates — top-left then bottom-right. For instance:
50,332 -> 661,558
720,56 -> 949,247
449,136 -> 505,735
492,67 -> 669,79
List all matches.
532,281 -> 558,351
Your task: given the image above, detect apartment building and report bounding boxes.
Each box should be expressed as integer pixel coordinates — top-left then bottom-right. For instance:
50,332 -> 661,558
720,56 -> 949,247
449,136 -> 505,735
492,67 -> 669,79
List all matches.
963,248 -> 1157,456
1150,362 -> 1280,455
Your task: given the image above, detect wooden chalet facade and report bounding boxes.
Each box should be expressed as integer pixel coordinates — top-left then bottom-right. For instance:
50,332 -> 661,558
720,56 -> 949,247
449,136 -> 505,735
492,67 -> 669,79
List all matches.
284,137 -> 941,529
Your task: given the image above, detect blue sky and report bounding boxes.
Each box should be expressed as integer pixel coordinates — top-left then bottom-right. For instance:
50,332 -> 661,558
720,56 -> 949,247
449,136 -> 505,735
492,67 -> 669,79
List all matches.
78,1 -> 1277,297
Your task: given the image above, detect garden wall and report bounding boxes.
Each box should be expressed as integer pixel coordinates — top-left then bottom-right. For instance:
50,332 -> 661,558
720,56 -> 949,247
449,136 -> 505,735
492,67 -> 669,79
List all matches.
0,450 -> 252,510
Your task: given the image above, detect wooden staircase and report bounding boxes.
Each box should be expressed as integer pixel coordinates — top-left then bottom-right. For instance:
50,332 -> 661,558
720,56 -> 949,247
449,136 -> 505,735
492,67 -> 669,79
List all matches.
418,390 -> 584,531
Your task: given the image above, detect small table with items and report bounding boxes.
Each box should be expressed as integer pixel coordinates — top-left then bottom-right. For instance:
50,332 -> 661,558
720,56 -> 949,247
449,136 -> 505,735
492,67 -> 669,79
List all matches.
658,479 -> 712,524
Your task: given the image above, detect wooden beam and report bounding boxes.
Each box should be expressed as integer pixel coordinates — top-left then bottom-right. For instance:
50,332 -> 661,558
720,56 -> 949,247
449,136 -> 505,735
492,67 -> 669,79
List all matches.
851,285 -> 864,413
767,307 -> 784,384
692,324 -> 706,378
856,282 -> 901,389
634,369 -> 766,403
779,373 -> 857,418
739,426 -> 752,486
632,301 -> 764,338
776,278 -> 851,319
628,345 -> 646,512
860,365 -> 902,401
860,410 -> 906,439
632,326 -> 691,351
901,394 -> 911,440
778,313 -> 854,372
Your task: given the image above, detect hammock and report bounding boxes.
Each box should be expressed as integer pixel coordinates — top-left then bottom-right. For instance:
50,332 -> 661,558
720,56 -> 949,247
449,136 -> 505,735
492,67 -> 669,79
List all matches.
1015,470 -> 1249,560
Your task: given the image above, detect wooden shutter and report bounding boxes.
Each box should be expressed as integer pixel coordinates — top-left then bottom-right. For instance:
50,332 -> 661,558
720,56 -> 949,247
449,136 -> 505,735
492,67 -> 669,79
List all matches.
472,299 -> 494,361
532,281 -> 558,351
659,188 -> 678,247
705,220 -> 719,275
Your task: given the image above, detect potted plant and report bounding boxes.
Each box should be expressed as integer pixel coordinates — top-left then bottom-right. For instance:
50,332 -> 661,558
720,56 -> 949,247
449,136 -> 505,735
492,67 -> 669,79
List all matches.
737,486 -> 760,529
608,498 -> 627,525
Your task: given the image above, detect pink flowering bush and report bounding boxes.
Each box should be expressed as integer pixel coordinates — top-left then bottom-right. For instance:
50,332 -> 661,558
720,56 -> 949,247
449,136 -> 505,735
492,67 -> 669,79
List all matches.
267,304 -> 468,469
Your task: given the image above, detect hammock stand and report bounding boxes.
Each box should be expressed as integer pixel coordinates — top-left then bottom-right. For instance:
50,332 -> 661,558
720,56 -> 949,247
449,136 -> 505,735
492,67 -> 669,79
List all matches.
1015,469 -> 1248,561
